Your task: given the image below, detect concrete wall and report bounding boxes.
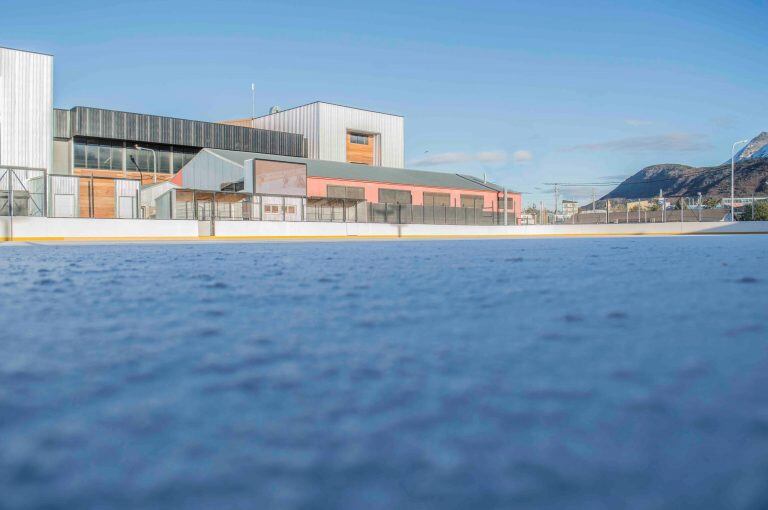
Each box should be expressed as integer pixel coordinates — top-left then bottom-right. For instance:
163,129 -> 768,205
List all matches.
2,217 -> 767,242
0,217 -> 199,240
213,220 -> 768,239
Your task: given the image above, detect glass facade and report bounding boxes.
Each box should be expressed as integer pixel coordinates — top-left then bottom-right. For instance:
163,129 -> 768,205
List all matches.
73,138 -> 198,173
74,139 -> 123,171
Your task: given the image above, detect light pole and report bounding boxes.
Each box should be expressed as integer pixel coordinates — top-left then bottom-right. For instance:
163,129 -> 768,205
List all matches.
134,145 -> 157,183
731,139 -> 748,221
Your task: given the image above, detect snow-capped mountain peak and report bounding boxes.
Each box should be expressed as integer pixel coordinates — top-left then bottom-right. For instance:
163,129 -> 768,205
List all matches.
729,132 -> 768,163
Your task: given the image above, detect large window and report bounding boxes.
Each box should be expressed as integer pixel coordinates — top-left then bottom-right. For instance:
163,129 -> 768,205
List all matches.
74,138 -> 198,174
379,189 -> 412,205
423,192 -> 451,207
74,139 -> 123,171
327,185 -> 365,200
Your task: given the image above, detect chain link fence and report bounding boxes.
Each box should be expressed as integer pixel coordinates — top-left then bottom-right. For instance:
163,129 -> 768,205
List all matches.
523,197 -> 750,225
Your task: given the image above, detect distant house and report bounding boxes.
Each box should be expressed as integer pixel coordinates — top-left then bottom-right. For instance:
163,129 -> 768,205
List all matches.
562,200 -> 578,218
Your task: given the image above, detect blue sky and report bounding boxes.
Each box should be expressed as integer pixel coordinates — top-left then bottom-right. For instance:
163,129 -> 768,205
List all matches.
3,0 -> 766,205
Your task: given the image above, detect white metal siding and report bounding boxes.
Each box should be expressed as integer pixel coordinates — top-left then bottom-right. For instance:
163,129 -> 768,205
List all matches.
115,179 -> 140,218
251,103 -> 404,168
49,174 -> 79,217
251,103 -> 319,160
317,103 -> 404,168
0,48 -> 53,171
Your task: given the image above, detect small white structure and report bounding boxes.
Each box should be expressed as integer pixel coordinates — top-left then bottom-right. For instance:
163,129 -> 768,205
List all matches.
226,102 -> 405,168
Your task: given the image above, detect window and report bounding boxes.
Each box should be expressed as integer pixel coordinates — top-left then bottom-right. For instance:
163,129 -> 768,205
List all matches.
285,205 -> 296,214
379,189 -> 412,205
72,139 -> 198,173
349,133 -> 369,145
221,181 -> 245,192
327,185 -> 365,200
75,138 -> 125,171
85,143 -> 99,169
74,141 -> 86,168
159,151 -> 171,173
461,194 -> 484,209
423,192 -> 451,207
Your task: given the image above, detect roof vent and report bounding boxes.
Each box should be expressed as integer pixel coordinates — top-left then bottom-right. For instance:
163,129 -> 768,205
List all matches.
269,106 -> 281,114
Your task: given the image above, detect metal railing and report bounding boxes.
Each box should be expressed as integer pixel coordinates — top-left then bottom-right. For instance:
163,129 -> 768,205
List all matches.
7,173 -> 761,226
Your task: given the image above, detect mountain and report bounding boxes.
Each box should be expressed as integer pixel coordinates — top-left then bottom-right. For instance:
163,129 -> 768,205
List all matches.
598,133 -> 768,202
728,132 -> 768,164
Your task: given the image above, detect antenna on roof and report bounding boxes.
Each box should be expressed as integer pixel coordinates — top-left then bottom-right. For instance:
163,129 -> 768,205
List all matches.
269,106 -> 281,115
251,83 -> 255,120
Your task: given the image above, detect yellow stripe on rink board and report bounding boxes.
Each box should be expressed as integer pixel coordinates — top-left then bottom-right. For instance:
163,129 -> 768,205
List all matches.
2,230 -> 767,243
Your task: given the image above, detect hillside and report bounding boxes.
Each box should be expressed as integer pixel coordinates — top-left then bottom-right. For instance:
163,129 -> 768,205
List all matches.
601,159 -> 768,200
599,132 -> 768,201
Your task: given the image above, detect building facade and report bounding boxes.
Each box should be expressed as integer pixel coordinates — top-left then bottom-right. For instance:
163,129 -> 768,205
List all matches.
169,149 -> 521,222
221,102 -> 405,168
3,46 -> 520,224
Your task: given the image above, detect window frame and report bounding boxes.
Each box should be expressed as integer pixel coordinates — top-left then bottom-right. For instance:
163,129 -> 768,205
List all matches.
378,188 -> 412,205
349,133 -> 369,145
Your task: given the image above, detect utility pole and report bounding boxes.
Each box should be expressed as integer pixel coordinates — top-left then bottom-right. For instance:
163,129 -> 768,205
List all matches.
553,183 -> 559,223
592,188 -> 596,212
681,197 -> 684,223
660,189 -> 664,223
698,192 -> 702,222
732,139 -> 748,221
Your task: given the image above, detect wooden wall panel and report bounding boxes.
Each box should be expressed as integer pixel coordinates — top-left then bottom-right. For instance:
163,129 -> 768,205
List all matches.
73,169 -> 172,218
346,133 -> 374,165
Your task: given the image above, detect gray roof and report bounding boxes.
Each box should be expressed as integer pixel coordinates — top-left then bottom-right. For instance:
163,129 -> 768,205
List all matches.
204,149 -> 513,193
253,101 -> 404,119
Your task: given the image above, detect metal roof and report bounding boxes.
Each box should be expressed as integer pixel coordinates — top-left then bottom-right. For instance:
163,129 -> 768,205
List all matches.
253,101 -> 404,120
202,149 -> 513,193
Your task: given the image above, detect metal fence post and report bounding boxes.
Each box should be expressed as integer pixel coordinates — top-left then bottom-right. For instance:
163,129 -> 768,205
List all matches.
8,170 -> 13,241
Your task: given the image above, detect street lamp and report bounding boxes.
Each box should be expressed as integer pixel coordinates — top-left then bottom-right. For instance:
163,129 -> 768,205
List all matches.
134,145 -> 158,183
731,139 -> 748,221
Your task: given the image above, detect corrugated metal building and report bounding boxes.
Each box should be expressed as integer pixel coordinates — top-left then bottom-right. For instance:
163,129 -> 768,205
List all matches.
224,102 -> 405,168
0,47 -> 53,172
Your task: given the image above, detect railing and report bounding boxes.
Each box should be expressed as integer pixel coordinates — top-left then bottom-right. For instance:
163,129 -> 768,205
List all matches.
6,172 -> 758,226
0,168 -> 46,217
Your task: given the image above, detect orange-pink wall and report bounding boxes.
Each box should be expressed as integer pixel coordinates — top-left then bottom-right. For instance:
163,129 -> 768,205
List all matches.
308,176 -> 522,217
